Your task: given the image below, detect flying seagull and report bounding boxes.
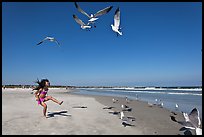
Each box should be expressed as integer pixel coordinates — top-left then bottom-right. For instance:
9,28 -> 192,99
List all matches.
111,7 -> 122,36
37,36 -> 60,46
73,14 -> 91,30
74,2 -> 113,27
180,108 -> 202,135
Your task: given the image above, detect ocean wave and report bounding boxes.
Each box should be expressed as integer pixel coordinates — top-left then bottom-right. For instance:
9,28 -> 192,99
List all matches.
111,90 -> 202,96
111,88 -> 202,91
167,92 -> 202,96
82,88 -> 202,96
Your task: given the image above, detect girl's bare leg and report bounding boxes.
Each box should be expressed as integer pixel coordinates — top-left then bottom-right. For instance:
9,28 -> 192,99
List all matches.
45,96 -> 63,105
40,102 -> 47,118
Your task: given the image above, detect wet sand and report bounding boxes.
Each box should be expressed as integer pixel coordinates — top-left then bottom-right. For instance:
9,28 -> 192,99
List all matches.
2,88 -> 189,135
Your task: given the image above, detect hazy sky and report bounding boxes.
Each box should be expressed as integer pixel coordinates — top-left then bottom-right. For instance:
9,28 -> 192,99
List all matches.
2,2 -> 202,86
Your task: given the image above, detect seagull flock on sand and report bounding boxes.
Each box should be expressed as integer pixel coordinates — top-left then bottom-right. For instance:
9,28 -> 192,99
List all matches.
37,3 -> 122,46
105,96 -> 202,135
106,97 -> 135,127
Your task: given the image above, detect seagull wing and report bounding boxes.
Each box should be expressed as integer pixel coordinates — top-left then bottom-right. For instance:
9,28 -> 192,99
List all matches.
54,39 -> 60,45
94,6 -> 113,17
73,15 -> 85,26
74,2 -> 91,18
114,7 -> 120,29
188,108 -> 200,128
37,37 -> 49,45
46,36 -> 53,40
37,41 -> 43,45
178,121 -> 196,130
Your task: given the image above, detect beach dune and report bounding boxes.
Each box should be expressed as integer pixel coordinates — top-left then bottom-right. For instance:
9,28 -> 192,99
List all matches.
2,88 -> 186,135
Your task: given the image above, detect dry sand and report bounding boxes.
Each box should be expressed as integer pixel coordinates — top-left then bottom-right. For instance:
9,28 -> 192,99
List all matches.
2,88 -> 189,135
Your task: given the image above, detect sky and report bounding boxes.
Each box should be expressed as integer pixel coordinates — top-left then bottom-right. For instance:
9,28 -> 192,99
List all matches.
2,2 -> 202,87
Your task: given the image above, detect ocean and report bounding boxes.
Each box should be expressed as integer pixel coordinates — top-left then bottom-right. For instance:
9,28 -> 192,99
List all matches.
72,88 -> 202,118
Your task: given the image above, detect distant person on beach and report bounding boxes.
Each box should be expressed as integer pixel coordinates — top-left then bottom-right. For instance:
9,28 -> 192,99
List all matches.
33,79 -> 63,118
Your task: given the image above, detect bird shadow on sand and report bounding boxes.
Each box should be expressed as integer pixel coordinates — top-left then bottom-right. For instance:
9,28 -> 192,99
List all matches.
122,121 -> 135,127
47,110 -> 71,118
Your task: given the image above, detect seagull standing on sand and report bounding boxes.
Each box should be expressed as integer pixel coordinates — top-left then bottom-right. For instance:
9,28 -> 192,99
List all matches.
157,101 -> 163,108
175,104 -> 179,111
148,102 -> 153,107
112,98 -> 118,103
73,14 -> 91,30
160,102 -> 164,108
111,7 -> 122,36
120,111 -> 125,120
121,104 -> 132,111
37,36 -> 60,46
74,2 -> 113,28
157,99 -> 163,108
121,104 -> 129,109
155,99 -> 158,105
181,108 -> 202,135
135,94 -> 138,100
125,96 -> 130,103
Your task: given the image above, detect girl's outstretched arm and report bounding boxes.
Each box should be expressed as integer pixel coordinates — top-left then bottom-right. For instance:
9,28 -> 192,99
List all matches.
34,89 -> 42,100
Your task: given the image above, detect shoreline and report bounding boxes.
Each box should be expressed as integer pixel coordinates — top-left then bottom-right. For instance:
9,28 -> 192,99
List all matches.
2,88 -> 191,135
71,93 -> 186,135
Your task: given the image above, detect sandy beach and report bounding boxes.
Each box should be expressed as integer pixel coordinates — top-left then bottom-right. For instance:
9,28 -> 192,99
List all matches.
2,88 -> 190,135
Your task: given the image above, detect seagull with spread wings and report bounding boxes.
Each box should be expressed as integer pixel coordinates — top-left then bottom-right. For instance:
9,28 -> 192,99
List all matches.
74,2 -> 113,27
73,14 -> 91,30
111,7 -> 122,36
37,36 -> 60,46
180,108 -> 202,135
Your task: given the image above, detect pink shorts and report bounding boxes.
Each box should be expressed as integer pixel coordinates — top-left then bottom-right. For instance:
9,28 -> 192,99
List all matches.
37,98 -> 45,105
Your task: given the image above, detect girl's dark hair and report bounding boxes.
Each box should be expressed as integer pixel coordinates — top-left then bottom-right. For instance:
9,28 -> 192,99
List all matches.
33,78 -> 49,90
